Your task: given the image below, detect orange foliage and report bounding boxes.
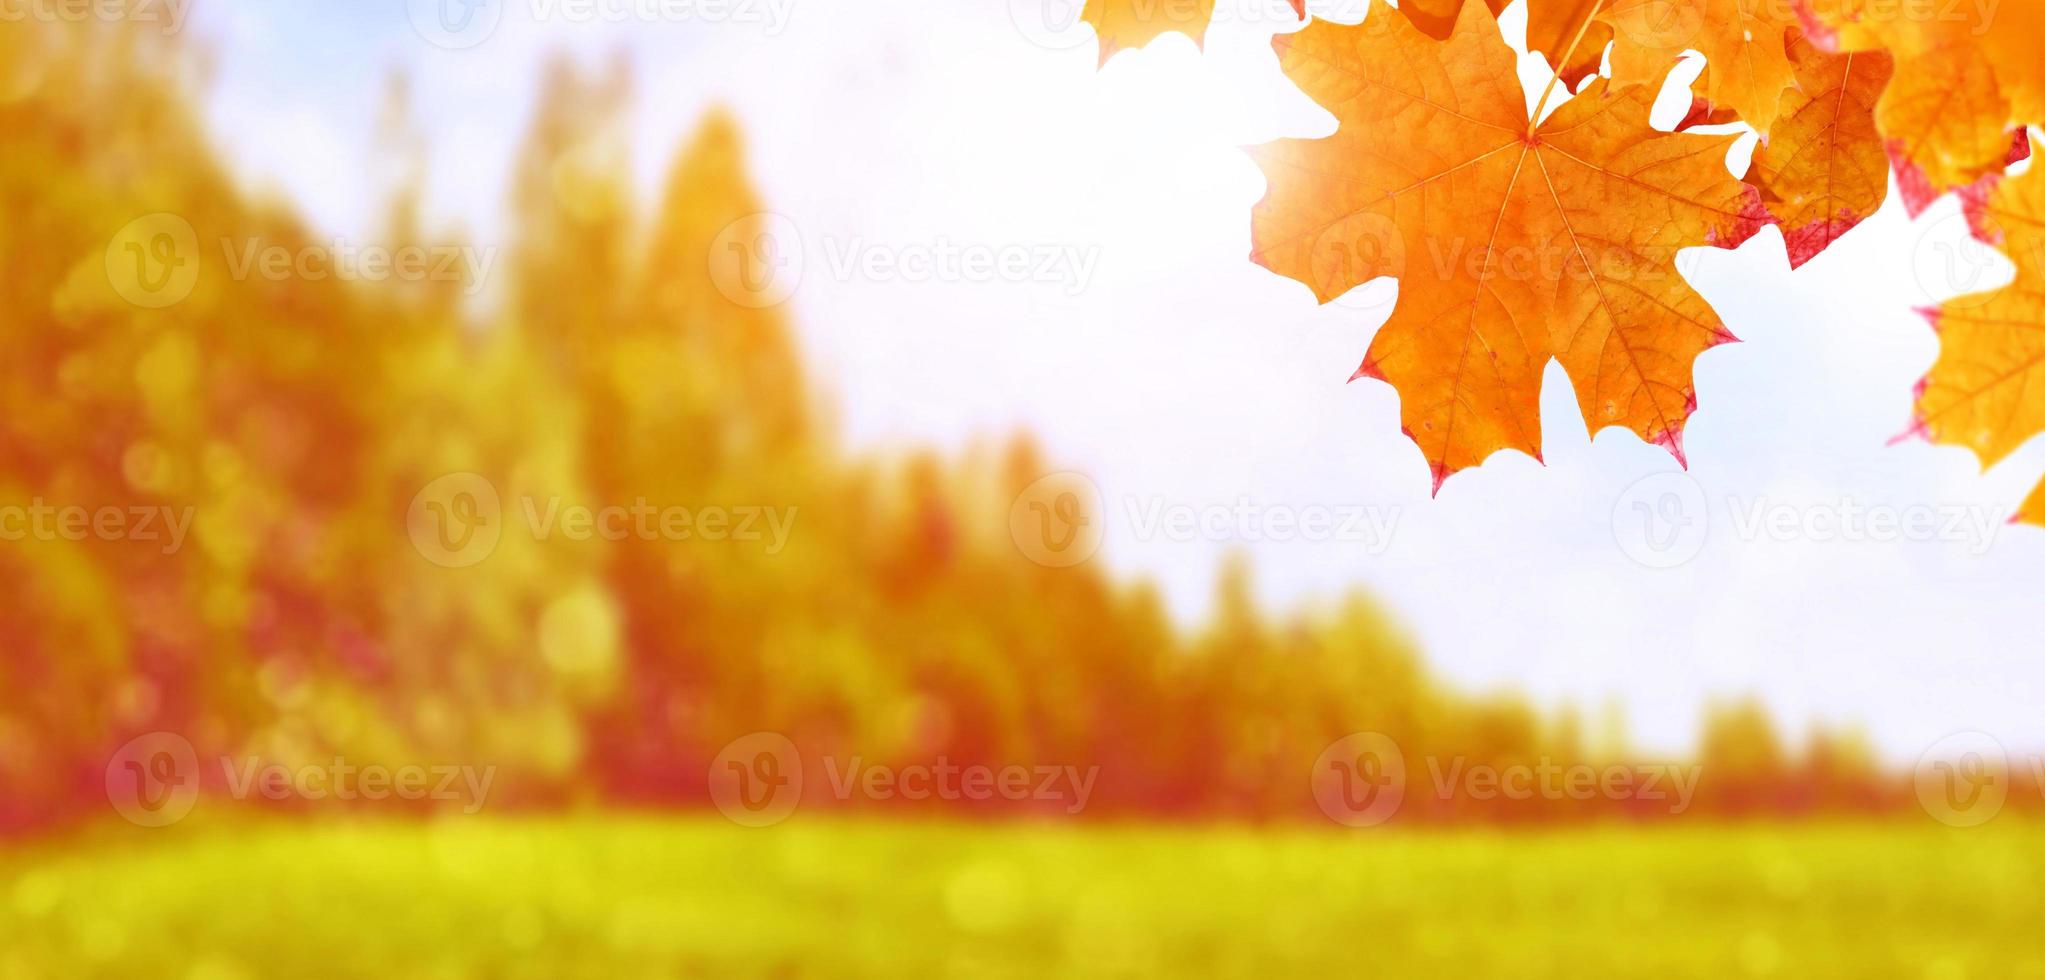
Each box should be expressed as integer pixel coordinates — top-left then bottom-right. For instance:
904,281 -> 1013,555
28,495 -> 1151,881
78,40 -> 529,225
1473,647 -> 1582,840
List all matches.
1247,0 -> 1767,488
1749,34 -> 1894,268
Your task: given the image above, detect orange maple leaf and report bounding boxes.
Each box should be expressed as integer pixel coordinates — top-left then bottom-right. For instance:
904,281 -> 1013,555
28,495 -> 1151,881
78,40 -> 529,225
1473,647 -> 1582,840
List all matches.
1083,0 -> 1305,67
2022,477 -> 2045,526
1912,162 -> 2045,527
1797,0 -> 2045,212
1612,0 -> 1798,134
1524,0 -> 1797,133
1525,0 -> 1610,90
1396,0 -> 1508,40
1249,0 -> 1767,489
1749,31 -> 1894,268
1084,0 -> 1216,65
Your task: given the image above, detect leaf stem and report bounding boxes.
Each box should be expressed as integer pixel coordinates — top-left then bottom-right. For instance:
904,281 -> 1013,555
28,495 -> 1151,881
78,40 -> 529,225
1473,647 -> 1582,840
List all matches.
1528,0 -> 1606,137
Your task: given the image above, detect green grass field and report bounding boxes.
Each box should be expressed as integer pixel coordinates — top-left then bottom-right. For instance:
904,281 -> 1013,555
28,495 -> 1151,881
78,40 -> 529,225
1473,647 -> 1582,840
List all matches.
3,816 -> 2041,978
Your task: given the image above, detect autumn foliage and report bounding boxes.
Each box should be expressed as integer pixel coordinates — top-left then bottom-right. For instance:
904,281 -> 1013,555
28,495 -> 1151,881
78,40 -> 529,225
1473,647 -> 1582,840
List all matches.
1083,0 -> 2045,518
1248,1 -> 1767,487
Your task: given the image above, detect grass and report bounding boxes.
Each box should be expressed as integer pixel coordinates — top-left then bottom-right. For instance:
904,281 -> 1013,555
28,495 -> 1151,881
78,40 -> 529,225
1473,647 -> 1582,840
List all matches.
3,815 -> 2043,978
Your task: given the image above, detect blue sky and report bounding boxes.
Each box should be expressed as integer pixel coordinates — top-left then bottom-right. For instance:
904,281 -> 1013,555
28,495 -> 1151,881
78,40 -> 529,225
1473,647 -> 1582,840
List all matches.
181,0 -> 2045,761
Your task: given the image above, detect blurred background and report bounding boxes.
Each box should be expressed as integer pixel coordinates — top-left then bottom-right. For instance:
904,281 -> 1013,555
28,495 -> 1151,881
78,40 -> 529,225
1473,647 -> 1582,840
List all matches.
4,0 -> 2045,976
